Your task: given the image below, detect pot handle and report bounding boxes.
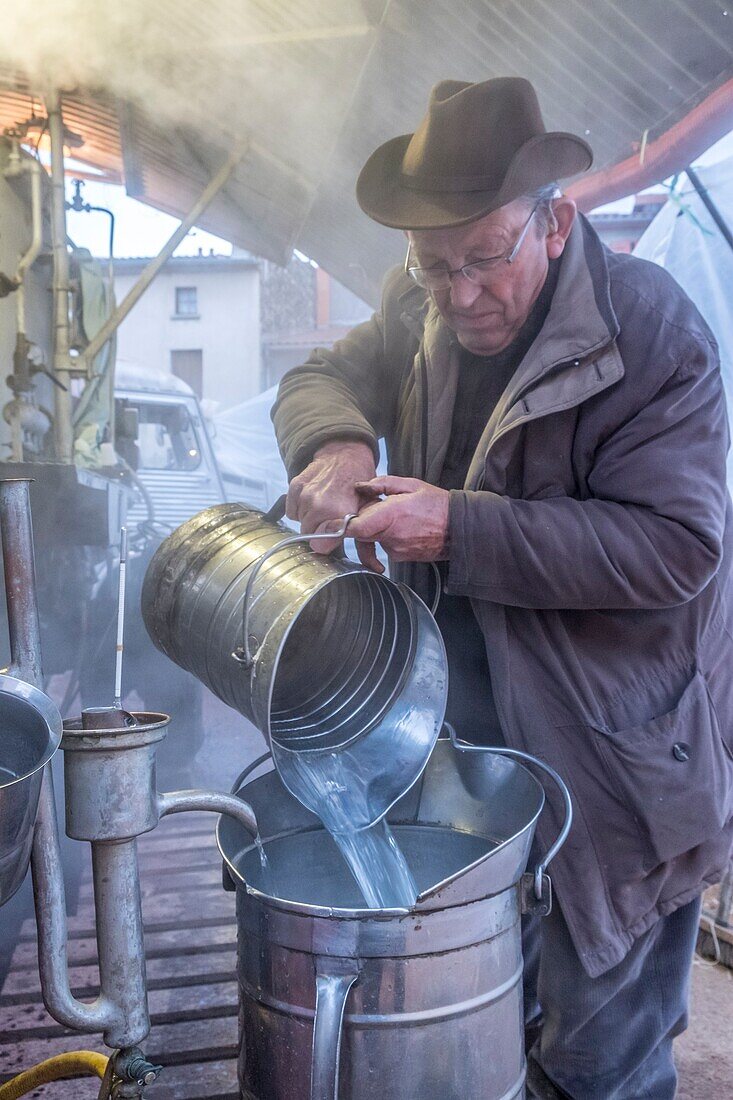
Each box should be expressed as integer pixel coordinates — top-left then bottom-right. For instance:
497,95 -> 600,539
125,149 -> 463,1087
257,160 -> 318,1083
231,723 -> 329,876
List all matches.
311,956 -> 360,1100
231,510 -> 357,668
448,726 -> 573,909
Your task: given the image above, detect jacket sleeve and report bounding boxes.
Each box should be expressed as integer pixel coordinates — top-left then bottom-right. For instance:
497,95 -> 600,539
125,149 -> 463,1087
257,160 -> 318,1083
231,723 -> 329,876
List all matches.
271,270 -> 411,478
447,339 -> 729,610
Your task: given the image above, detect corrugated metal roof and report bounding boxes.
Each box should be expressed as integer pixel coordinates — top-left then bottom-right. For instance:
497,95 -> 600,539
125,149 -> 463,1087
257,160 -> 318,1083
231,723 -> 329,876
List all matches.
0,1 -> 731,304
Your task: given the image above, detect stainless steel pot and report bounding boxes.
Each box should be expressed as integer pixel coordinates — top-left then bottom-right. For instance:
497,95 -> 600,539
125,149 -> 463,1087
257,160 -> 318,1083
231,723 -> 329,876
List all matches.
142,499 -> 447,827
218,730 -> 572,1100
0,674 -> 62,906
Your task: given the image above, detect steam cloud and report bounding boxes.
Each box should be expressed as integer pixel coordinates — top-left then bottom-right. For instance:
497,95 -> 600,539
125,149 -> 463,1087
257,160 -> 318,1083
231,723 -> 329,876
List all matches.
0,1 -> 378,159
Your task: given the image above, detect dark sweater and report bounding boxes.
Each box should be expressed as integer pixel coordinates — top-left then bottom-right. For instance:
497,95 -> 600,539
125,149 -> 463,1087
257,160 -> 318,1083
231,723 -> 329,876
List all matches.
436,261 -> 559,743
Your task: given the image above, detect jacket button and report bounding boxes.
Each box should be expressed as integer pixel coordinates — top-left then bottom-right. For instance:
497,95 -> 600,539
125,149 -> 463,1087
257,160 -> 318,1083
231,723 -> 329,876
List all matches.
672,742 -> 690,762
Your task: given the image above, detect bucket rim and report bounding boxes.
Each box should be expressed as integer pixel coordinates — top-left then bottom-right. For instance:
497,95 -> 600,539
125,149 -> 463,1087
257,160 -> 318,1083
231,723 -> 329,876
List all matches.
216,749 -> 545,917
0,673 -> 62,788
259,564 -> 421,749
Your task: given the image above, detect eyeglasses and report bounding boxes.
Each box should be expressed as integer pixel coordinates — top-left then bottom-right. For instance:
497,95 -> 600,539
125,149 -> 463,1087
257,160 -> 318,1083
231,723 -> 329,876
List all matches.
404,204 -> 540,292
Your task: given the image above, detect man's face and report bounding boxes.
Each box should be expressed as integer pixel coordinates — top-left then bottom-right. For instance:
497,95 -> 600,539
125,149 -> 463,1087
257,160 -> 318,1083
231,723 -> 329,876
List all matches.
407,198 -> 575,356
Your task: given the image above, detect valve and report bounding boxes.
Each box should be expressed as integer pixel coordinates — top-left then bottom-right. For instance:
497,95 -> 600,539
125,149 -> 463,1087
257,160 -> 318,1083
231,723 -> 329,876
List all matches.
98,1048 -> 163,1099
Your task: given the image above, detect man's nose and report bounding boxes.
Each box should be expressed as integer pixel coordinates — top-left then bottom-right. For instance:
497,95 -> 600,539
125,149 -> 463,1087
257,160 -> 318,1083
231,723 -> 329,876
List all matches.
449,271 -> 483,309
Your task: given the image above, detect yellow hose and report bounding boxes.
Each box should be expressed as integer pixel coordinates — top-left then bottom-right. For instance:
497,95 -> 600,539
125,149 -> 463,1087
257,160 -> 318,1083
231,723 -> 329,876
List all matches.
0,1051 -> 109,1098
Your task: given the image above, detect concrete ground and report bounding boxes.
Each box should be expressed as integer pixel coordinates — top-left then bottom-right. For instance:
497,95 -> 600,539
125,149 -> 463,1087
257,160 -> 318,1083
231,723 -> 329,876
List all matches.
676,954 -> 733,1098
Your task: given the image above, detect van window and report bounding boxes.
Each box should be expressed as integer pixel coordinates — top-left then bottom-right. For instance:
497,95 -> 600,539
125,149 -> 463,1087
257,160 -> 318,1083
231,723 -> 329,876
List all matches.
136,403 -> 202,471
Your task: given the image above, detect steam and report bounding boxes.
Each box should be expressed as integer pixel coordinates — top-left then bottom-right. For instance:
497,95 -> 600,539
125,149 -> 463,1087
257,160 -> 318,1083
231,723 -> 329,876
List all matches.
0,0 -> 377,161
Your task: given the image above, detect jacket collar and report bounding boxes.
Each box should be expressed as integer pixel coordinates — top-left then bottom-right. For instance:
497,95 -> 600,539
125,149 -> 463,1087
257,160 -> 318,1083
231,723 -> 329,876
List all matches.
403,215 -> 624,485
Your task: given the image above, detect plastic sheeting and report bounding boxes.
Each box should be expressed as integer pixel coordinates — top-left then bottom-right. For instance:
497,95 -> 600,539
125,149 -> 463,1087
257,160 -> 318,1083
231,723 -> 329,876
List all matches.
212,386 -> 289,511
633,156 -> 733,484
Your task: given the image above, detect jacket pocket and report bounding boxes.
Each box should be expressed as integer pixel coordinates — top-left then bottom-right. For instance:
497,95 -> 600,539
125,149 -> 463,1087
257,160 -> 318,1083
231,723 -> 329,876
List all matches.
592,671 -> 733,872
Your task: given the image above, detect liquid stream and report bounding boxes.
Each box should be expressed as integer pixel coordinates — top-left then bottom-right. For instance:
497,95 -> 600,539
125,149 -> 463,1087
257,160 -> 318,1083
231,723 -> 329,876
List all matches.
331,817 -> 418,908
268,746 -> 420,908
254,831 -> 272,893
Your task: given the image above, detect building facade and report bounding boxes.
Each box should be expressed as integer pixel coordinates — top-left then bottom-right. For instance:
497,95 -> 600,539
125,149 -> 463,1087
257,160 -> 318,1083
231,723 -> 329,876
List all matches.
113,253 -> 261,409
260,257 -> 372,390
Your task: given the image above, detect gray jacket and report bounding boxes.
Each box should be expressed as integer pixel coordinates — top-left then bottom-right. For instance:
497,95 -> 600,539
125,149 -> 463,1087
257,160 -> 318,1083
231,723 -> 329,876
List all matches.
272,216 -> 733,977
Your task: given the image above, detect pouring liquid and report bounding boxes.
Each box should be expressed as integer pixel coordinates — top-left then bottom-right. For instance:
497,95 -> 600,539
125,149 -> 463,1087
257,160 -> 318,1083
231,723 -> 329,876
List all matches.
331,817 -> 417,909
272,745 -> 418,908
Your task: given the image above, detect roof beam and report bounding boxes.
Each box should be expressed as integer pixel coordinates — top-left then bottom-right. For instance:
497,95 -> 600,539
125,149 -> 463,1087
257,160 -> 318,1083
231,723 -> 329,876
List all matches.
567,78 -> 733,212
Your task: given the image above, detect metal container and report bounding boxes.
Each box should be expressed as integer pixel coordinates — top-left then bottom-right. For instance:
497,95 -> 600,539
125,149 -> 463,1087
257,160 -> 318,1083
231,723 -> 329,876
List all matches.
142,501 -> 447,828
218,732 -> 572,1100
61,709 -> 169,842
0,674 -> 62,906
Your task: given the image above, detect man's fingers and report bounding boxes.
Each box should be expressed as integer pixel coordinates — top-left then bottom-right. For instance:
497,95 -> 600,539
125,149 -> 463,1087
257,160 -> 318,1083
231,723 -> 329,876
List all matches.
355,475 -> 422,497
355,539 -> 385,573
309,518 -> 346,555
346,503 -> 391,543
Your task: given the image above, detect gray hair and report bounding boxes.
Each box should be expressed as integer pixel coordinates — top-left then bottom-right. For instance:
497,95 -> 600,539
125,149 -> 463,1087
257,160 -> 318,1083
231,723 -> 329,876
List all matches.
522,182 -> 560,234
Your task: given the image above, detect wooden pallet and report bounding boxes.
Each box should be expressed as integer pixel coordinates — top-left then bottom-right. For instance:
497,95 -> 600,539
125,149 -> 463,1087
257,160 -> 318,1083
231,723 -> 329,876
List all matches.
0,815 -> 240,1098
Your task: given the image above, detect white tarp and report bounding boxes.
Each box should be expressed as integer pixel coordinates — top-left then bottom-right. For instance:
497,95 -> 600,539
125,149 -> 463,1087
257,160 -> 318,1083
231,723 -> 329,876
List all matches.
212,386 -> 289,511
633,156 -> 733,484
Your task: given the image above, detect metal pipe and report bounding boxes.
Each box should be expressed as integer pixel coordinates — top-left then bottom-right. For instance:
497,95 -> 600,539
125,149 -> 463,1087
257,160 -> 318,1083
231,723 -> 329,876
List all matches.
0,478 -> 114,1034
81,144 -> 246,368
685,165 -> 733,255
0,479 -> 43,687
31,768 -> 116,1033
92,839 -> 150,1048
4,145 -> 44,336
44,89 -> 74,463
157,788 -> 258,837
114,527 -> 128,709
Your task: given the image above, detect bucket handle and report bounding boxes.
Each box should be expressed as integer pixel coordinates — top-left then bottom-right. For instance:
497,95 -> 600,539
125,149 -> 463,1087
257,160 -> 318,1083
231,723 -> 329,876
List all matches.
311,955 -> 361,1100
232,499 -> 357,668
448,728 -> 573,907
230,750 -> 274,794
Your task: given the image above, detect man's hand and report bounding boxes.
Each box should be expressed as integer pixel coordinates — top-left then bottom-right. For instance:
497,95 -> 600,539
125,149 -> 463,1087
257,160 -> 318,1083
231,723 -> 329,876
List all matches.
347,476 -> 450,562
286,440 -> 382,569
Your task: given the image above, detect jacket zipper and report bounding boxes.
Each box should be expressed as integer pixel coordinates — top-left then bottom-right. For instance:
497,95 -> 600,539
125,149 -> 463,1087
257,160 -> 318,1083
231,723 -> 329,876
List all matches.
418,353 -> 429,479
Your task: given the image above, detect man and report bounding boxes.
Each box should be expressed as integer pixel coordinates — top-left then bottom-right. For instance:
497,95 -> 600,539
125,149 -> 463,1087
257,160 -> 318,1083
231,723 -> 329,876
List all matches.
273,78 -> 733,1098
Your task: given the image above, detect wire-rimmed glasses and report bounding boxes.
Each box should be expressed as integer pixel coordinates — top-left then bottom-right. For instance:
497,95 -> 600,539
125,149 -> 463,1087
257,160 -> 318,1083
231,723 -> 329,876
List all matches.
404,203 -> 540,292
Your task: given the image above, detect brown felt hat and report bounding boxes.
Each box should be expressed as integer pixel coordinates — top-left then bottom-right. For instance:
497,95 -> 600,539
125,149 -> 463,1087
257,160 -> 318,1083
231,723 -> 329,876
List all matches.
356,77 -> 593,230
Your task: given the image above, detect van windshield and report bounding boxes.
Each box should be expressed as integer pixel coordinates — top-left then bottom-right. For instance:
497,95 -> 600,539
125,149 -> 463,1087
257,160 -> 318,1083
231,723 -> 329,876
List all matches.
136,403 -> 202,472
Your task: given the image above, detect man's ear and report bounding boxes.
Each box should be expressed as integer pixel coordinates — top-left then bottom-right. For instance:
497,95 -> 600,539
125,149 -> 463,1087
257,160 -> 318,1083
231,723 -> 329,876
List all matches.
546,196 -> 576,260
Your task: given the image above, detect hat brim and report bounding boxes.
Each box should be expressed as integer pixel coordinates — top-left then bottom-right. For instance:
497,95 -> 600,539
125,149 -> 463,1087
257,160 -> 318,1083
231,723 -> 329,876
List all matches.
356,131 -> 593,230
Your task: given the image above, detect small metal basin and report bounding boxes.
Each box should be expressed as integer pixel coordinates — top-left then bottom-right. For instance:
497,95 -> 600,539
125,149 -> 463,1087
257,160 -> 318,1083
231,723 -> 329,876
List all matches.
0,674 -> 62,907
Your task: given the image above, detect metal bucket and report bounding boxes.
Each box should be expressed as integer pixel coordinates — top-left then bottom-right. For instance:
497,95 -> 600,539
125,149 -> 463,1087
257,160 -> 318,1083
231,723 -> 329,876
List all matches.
0,674 -> 62,906
142,500 -> 447,827
218,732 -> 572,1100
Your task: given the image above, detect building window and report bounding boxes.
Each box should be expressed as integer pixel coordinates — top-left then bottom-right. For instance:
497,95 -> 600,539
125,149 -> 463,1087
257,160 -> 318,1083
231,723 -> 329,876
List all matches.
174,286 -> 198,317
171,349 -> 203,398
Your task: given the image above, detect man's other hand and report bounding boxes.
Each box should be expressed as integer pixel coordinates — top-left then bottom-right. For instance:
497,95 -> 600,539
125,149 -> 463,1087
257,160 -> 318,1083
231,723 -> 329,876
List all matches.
286,440 -> 382,570
348,476 -> 450,562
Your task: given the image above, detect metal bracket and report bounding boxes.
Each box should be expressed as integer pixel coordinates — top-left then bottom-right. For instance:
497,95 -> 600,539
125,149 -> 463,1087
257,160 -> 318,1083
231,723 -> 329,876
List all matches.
521,872 -> 552,917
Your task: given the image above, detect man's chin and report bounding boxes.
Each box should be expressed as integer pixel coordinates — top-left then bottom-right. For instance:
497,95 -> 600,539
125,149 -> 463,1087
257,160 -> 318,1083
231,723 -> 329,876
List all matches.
455,328 -> 512,356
